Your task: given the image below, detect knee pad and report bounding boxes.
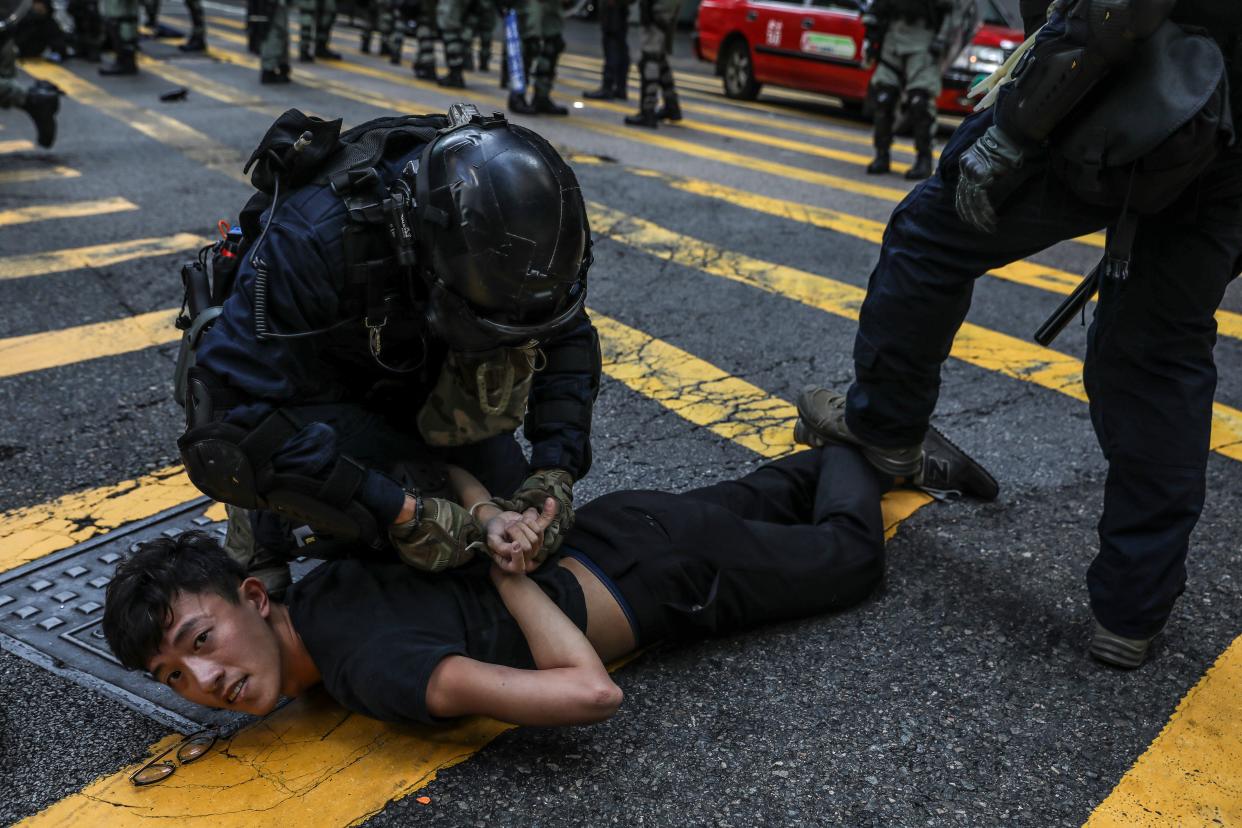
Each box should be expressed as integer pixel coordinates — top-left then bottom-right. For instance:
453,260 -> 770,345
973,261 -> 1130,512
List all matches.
905,89 -> 933,123
869,83 -> 899,113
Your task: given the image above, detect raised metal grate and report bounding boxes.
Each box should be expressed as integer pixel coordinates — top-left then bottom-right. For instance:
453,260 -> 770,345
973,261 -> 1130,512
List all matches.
0,499 -> 316,734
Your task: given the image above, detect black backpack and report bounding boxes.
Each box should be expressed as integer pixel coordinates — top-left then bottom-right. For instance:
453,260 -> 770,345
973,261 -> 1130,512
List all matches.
1049,21 -> 1233,278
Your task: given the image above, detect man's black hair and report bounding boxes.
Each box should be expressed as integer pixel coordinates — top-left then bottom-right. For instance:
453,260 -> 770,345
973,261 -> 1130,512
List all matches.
102,531 -> 247,671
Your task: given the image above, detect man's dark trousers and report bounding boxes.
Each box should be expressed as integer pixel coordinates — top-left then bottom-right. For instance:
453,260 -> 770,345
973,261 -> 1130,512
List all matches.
598,0 -> 630,95
845,109 -> 1242,640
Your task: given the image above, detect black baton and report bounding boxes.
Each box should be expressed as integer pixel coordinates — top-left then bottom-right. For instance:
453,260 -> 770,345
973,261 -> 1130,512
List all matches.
1034,260 -> 1101,347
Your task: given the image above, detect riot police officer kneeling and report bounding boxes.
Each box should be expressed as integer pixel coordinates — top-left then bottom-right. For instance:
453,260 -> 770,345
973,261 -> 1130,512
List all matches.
175,104 -> 600,593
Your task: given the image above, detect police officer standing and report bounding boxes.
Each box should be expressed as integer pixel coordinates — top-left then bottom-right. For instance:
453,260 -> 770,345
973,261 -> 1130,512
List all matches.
297,0 -> 339,61
179,0 -> 206,52
584,0 -> 631,101
249,0 -> 291,83
508,0 -> 568,114
360,0 -> 402,63
177,105 -> 600,591
623,0 -> 679,127
435,0 -> 468,87
1,0 -> 60,145
862,0 -> 959,179
797,0 -> 1242,668
98,0 -> 139,74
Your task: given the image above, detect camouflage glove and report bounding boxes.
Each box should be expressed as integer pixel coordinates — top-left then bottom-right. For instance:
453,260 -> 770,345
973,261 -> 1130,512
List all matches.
492,469 -> 575,563
388,496 -> 486,572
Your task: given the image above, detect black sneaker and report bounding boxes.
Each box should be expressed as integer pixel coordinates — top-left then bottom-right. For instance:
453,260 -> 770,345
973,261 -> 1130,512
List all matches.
915,425 -> 999,501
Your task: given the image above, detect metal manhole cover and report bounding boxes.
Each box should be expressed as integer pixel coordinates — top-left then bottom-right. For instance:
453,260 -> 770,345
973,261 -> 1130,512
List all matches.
0,498 -> 317,734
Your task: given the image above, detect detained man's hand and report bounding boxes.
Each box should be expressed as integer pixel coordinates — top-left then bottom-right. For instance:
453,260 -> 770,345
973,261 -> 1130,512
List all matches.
485,511 -> 538,574
516,498 -> 559,572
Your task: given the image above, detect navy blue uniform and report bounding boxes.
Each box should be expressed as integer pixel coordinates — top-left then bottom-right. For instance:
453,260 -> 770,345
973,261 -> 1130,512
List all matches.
194,145 -> 601,533
843,12 -> 1242,639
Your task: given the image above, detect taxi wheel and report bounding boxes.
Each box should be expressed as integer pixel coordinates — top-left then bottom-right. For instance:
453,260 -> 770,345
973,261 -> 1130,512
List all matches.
721,39 -> 761,100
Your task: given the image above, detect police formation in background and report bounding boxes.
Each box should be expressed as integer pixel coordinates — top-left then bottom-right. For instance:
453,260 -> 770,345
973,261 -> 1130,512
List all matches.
799,0 -> 1242,669
174,105 -> 600,592
863,0 -> 966,179
0,0 -> 60,146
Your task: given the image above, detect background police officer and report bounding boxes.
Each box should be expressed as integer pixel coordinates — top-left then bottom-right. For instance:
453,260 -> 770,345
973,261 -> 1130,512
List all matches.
508,0 -> 568,114
799,0 -> 1242,669
178,107 -> 600,592
297,0 -> 339,61
863,0 -> 960,179
584,0 -> 631,101
98,0 -> 139,74
624,0 -> 678,127
0,0 -> 60,145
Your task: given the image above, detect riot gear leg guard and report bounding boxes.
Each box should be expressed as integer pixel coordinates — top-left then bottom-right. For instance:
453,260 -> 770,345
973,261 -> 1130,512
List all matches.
867,82 -> 898,174
656,55 -> 680,121
904,88 -> 934,180
98,15 -> 138,74
531,35 -> 566,113
625,52 -> 661,127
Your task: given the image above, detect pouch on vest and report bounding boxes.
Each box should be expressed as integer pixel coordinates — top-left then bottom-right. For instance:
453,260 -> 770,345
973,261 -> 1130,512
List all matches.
1049,22 -> 1233,278
417,345 -> 540,447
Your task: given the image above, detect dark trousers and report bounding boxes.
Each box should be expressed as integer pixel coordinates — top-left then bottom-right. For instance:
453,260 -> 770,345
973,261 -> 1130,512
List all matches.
599,0 -> 629,93
846,109 -> 1242,638
570,445 -> 887,645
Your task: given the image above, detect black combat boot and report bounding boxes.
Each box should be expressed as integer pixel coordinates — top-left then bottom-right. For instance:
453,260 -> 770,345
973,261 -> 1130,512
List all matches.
438,66 -> 466,88
260,68 -> 291,84
299,44 -> 315,62
360,32 -> 372,52
656,92 -> 681,122
867,84 -> 897,174
21,81 -> 61,148
98,47 -> 137,75
866,150 -> 891,175
532,93 -> 568,115
905,152 -> 933,180
413,61 -> 436,80
583,84 -> 616,100
179,33 -> 206,52
507,90 -> 536,114
315,42 -> 341,59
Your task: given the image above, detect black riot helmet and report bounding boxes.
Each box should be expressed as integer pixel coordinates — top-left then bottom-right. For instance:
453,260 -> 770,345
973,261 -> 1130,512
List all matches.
414,104 -> 591,353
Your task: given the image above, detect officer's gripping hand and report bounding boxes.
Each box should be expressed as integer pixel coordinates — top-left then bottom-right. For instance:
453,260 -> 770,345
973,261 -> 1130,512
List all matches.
491,469 -> 575,565
954,124 -> 1030,234
389,497 -> 484,572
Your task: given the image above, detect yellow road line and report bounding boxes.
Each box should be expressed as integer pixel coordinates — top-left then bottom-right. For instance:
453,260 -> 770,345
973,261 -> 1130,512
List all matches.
0,138 -> 36,153
585,202 -> 1242,465
1085,633 -> 1242,826
635,170 -> 1239,340
19,60 -> 248,184
0,196 -> 138,227
0,233 -> 205,281
13,311 -> 929,826
135,54 -> 290,118
0,308 -> 179,379
0,165 -> 80,185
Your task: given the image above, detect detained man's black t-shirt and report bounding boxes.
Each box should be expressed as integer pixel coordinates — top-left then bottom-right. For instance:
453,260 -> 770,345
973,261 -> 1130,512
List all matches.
286,557 -> 587,726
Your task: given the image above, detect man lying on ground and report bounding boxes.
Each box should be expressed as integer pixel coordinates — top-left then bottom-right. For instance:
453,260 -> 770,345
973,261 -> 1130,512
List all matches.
102,391 -> 996,727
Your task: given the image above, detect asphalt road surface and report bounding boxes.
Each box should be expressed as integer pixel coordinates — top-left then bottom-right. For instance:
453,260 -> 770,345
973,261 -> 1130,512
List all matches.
2,6 -> 1241,826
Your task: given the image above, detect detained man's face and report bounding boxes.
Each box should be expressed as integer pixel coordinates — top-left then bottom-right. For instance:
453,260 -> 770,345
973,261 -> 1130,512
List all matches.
145,580 -> 284,716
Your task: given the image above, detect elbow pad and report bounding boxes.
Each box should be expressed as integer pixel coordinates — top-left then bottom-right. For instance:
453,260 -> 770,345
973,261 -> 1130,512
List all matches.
997,0 -> 1176,145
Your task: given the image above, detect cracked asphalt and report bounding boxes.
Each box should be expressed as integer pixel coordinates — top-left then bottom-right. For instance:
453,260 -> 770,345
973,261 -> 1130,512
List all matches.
2,8 -> 1242,825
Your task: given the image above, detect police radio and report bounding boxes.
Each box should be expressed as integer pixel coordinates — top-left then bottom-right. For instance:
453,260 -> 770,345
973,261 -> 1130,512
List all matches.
173,222 -> 245,408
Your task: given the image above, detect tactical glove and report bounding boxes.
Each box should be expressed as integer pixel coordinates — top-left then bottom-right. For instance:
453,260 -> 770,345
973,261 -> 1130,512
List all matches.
954,124 -> 1036,234
389,496 -> 485,572
492,469 -> 575,563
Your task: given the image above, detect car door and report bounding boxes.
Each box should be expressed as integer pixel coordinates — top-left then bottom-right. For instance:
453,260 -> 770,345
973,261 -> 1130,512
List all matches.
793,0 -> 870,102
745,0 -> 816,87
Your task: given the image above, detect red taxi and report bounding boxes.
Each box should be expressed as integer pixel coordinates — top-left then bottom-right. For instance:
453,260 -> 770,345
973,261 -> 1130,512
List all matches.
693,0 -> 1024,114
